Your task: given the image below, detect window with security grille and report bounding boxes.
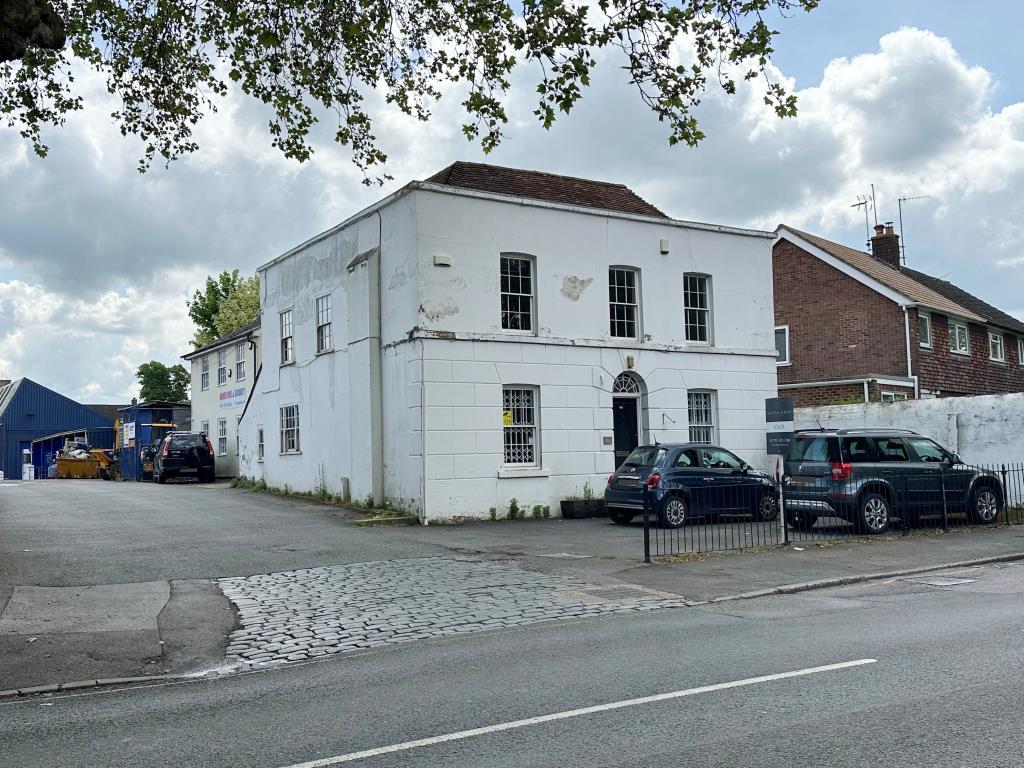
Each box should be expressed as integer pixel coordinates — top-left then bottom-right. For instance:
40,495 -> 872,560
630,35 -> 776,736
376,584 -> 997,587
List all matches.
683,274 -> 711,343
500,256 -> 534,332
502,386 -> 538,464
280,310 -> 294,364
316,295 -> 333,353
687,391 -> 716,444
200,357 -> 209,390
217,350 -> 228,386
235,342 -> 246,381
257,426 -> 264,462
280,404 -> 300,454
609,268 -> 639,338
217,418 -> 227,456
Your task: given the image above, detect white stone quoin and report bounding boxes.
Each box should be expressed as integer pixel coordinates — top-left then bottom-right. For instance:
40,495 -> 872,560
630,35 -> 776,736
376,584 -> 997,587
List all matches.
238,165 -> 779,521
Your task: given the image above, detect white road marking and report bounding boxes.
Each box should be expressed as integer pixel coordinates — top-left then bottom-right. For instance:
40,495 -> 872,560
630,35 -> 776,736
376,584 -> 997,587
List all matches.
279,658 -> 877,767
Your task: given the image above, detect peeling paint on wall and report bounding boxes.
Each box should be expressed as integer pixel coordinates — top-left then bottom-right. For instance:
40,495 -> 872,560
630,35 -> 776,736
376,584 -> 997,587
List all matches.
419,300 -> 460,321
560,276 -> 594,301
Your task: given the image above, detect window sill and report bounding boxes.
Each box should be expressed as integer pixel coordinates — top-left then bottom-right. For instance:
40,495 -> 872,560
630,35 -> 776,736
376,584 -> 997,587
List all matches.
498,466 -> 551,479
990,358 -> 1006,365
949,350 -> 970,357
280,451 -> 302,456
280,360 -> 296,367
315,348 -> 335,357
776,362 -> 791,368
919,344 -> 932,350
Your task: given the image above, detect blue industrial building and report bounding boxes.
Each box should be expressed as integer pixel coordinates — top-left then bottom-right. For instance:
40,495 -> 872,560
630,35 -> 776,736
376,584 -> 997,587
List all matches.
117,400 -> 191,481
0,379 -> 117,480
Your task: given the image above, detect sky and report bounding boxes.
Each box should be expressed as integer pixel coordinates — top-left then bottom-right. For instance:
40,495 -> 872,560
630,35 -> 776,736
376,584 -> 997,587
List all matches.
2,1 -> 1024,403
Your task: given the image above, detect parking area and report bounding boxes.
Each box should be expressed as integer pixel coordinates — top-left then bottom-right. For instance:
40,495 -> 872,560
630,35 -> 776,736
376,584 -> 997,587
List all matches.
0,480 -> 442,588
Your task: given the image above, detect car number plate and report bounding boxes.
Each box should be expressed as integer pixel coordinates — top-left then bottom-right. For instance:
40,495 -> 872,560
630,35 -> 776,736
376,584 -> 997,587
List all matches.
617,477 -> 638,488
789,477 -> 815,486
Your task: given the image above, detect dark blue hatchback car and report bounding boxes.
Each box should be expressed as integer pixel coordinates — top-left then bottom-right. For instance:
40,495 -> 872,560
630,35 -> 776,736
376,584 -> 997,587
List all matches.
604,443 -> 777,528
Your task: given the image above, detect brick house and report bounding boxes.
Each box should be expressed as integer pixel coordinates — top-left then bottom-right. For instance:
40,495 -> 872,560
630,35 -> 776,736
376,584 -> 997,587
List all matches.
774,224 -> 1024,406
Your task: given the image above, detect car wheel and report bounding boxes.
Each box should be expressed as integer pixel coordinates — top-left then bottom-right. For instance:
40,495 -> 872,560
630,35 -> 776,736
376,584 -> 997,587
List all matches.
608,509 -> 634,525
785,509 -> 818,531
658,497 -> 688,529
754,491 -> 778,522
967,486 -> 1001,525
855,492 -> 890,534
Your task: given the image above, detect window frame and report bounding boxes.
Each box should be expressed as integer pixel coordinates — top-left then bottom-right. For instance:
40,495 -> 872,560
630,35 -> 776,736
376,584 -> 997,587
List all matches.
989,330 -> 1005,362
881,391 -> 909,402
280,309 -> 294,365
608,266 -> 641,340
235,342 -> 246,381
217,418 -> 228,456
257,426 -> 265,462
200,420 -> 210,437
502,385 -> 540,466
948,319 -> 970,355
200,357 -> 210,391
499,254 -> 536,334
683,273 -> 712,345
236,415 -> 242,455
687,390 -> 717,444
918,312 -> 932,348
280,404 -> 301,454
1019,337 -> 1024,367
316,294 -> 333,354
217,349 -> 228,386
774,325 -> 790,366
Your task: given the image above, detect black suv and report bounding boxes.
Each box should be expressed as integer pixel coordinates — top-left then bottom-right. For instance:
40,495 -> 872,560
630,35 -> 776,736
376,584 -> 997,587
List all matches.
783,429 -> 1003,534
605,443 -> 778,528
153,432 -> 216,484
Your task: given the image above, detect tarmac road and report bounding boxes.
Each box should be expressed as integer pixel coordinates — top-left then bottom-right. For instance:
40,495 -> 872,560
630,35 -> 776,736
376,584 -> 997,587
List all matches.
2,562 -> 1022,768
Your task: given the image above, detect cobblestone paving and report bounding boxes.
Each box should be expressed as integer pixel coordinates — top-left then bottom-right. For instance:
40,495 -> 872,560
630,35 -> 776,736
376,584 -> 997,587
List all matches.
217,557 -> 687,669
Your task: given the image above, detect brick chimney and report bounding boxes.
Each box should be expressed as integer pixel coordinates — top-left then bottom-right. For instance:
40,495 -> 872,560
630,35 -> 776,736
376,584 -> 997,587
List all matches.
870,222 -> 901,268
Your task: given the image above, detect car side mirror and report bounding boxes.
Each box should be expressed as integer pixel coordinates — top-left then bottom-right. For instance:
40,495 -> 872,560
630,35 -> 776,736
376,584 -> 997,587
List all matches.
951,453 -> 962,465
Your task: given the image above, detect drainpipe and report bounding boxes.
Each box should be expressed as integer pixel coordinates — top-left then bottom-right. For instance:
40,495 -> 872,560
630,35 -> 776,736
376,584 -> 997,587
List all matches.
901,306 -> 920,398
370,210 -> 385,507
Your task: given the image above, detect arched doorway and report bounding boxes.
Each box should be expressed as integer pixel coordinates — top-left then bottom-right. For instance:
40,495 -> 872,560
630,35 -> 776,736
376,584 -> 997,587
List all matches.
612,372 -> 645,468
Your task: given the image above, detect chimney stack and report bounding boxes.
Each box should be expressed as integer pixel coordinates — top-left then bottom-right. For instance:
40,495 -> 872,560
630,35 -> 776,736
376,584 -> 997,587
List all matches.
870,221 -> 901,268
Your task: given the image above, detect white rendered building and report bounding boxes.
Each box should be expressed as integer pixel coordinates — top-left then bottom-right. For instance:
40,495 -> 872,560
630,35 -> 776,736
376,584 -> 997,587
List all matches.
183,320 -> 259,477
239,163 -> 777,520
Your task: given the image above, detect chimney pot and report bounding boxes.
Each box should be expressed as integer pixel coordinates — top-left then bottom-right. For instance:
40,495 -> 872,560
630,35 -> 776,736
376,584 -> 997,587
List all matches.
870,224 -> 901,268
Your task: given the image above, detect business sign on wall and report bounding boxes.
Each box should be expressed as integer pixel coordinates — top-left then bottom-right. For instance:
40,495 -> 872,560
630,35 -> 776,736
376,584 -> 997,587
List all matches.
219,387 -> 247,410
765,396 -> 794,454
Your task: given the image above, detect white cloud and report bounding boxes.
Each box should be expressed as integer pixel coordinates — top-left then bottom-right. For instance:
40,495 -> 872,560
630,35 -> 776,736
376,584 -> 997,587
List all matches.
3,24 -> 1024,400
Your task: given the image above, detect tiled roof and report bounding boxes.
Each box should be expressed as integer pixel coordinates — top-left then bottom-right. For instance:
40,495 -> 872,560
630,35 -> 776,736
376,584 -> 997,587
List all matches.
778,226 -> 984,322
182,319 -> 260,360
901,267 -> 1024,335
425,162 -> 668,218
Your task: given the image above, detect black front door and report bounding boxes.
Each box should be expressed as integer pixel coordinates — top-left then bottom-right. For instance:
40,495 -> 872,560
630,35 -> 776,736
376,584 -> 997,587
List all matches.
613,397 -> 639,468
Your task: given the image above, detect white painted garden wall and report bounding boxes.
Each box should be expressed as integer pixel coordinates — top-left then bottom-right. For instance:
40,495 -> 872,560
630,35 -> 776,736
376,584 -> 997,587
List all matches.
795,393 -> 1024,465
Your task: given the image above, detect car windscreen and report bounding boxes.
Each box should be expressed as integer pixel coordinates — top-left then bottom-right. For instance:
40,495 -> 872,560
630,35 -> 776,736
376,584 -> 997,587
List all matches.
169,434 -> 205,449
622,446 -> 665,467
786,435 -> 838,463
